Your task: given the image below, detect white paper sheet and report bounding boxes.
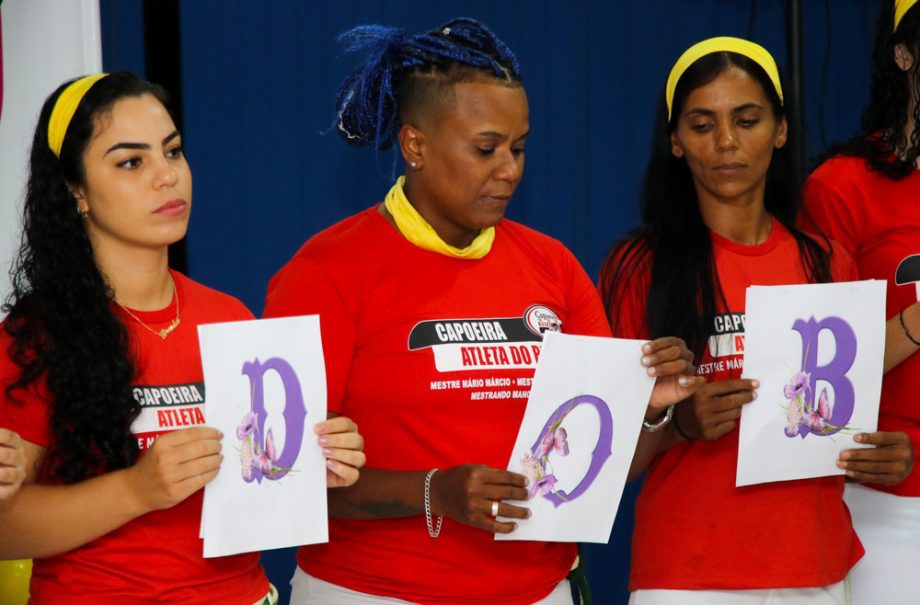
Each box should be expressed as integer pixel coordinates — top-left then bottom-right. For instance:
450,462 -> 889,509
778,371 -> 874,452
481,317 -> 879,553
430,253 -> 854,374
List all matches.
738,280 -> 886,487
198,315 -> 328,557
496,332 -> 655,543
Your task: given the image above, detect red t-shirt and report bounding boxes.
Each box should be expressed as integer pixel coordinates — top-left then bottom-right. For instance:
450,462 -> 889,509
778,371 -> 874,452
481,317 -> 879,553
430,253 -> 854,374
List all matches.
604,219 -> 863,590
803,154 -> 920,497
263,207 -> 612,605
0,272 -> 269,605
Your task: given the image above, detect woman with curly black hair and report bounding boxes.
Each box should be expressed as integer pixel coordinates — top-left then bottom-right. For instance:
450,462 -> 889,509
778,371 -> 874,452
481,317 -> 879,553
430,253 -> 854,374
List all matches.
803,1 -> 920,602
0,72 -> 364,604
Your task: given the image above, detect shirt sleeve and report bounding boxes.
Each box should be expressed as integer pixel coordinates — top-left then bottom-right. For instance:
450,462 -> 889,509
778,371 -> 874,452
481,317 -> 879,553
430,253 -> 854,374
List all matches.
263,257 -> 356,414
829,240 -> 860,282
0,335 -> 52,447
801,166 -> 865,258
597,241 -> 651,340
559,247 -> 613,338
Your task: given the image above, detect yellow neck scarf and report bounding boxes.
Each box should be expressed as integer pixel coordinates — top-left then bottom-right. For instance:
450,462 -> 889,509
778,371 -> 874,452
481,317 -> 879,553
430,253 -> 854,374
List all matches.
384,176 -> 495,259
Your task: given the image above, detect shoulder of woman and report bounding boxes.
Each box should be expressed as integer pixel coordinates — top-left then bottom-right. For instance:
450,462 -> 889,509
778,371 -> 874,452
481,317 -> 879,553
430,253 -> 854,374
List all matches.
172,272 -> 254,320
827,239 -> 858,280
806,154 -> 875,196
285,206 -> 389,265
599,236 -> 652,285
793,228 -> 857,280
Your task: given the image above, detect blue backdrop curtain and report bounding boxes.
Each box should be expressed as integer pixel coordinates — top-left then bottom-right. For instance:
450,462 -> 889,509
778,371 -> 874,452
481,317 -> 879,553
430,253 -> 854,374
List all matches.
100,1 -> 881,603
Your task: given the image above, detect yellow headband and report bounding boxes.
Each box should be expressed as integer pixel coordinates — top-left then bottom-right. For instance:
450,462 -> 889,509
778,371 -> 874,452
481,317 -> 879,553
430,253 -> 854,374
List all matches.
47,74 -> 109,157
895,0 -> 918,31
666,37 -> 783,121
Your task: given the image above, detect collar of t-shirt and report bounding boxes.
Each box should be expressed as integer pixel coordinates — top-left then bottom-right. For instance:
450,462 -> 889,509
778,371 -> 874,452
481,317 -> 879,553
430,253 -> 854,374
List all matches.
709,215 -> 783,256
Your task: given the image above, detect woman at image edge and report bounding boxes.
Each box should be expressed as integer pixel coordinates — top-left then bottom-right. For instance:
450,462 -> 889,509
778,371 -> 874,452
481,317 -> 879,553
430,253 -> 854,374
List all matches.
600,37 -> 912,604
263,18 -> 702,605
0,72 -> 364,604
803,1 -> 920,602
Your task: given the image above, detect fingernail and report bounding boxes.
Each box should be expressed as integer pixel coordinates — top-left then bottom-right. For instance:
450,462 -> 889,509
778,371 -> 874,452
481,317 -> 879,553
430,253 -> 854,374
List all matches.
751,391 -> 757,400
323,448 -> 335,457
318,436 -> 331,446
326,459 -> 336,469
840,451 -> 851,460
751,380 -> 760,388
646,367 -> 657,377
855,434 -> 866,442
314,421 -> 326,433
526,509 -> 532,519
641,356 -> 652,366
846,470 -> 855,478
642,343 -> 652,354
678,376 -> 691,386
837,460 -> 847,468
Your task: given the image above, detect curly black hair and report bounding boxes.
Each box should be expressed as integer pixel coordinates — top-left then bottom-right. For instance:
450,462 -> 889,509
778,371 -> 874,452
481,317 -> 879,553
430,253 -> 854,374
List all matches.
817,2 -> 920,179
3,73 -> 171,483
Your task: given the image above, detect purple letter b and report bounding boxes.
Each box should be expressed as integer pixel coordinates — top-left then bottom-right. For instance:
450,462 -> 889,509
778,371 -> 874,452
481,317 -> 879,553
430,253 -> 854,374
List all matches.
791,316 -> 857,435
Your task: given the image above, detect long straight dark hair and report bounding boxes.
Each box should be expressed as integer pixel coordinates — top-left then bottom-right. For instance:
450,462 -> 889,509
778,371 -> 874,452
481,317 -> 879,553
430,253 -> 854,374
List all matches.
600,52 -> 832,357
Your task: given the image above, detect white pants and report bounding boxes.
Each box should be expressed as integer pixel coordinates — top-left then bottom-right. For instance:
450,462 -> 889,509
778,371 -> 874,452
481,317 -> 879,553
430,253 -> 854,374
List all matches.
629,580 -> 848,605
289,567 -> 573,604
844,483 -> 920,605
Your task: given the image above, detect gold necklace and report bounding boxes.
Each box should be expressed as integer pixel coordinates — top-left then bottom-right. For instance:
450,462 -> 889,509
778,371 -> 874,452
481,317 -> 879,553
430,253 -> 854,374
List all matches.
117,275 -> 181,339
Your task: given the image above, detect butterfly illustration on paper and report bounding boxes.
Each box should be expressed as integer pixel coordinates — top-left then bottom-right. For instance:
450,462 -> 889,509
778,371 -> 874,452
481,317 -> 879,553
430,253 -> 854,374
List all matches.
236,413 -> 295,483
540,427 -> 570,457
782,371 -> 855,439
521,405 -> 575,499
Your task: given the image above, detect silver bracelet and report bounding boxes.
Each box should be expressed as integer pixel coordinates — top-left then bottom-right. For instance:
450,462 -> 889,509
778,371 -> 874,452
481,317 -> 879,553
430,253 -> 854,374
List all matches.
642,405 -> 674,433
424,468 -> 443,538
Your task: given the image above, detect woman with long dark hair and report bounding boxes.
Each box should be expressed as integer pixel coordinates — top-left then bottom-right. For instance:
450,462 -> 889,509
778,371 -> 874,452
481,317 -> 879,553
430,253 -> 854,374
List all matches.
263,18 -> 701,605
803,1 -> 920,601
0,72 -> 364,604
600,37 -> 911,604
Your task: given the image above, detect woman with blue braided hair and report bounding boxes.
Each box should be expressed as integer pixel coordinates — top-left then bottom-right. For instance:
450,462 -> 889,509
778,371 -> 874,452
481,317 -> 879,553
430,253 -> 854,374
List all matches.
264,17 -> 701,605
803,1 -> 920,602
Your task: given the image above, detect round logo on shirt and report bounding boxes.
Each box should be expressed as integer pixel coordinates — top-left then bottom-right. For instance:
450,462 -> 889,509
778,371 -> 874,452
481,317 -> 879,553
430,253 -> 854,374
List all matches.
523,305 -> 562,336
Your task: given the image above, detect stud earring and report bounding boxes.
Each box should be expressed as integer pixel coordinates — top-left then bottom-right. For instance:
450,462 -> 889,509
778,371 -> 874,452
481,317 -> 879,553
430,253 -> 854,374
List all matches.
410,161 -> 418,169
78,207 -> 88,219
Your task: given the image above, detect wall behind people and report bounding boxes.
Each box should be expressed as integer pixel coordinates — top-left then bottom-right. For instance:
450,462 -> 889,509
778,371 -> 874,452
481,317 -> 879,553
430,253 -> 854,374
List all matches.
176,1 -> 877,315
99,1 -> 880,603
0,0 -> 103,310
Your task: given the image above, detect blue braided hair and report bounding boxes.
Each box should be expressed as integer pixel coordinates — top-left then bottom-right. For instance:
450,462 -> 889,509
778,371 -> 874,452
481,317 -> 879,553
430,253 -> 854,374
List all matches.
335,17 -> 522,150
